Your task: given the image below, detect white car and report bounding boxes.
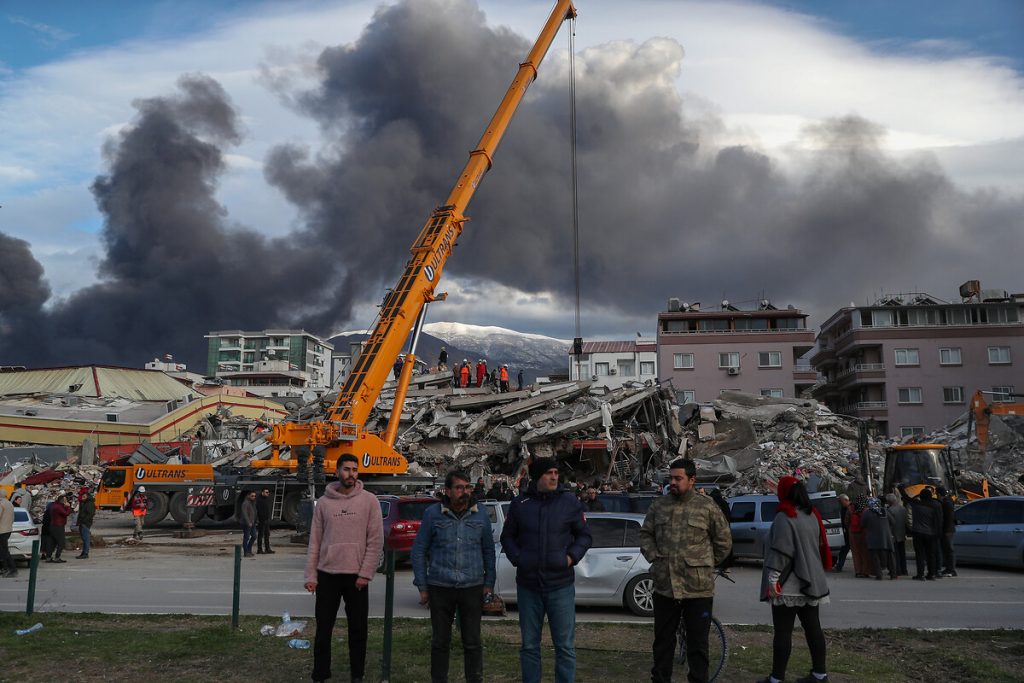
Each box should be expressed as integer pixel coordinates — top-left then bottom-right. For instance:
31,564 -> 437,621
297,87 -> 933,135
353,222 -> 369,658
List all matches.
9,507 -> 42,562
494,512 -> 655,617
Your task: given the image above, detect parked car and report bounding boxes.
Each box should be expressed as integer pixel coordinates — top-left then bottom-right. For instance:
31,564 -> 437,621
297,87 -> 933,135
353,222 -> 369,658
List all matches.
9,507 -> 41,562
494,512 -> 654,617
377,495 -> 438,562
480,499 -> 510,544
953,495 -> 1024,569
727,491 -> 844,560
596,493 -> 660,514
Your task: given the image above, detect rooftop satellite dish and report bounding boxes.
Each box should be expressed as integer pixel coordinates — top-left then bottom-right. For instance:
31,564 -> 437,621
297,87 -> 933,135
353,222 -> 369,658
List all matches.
721,299 -> 729,308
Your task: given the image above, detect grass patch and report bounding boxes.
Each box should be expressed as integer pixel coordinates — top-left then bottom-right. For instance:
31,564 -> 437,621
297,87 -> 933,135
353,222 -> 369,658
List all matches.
0,613 -> 1021,681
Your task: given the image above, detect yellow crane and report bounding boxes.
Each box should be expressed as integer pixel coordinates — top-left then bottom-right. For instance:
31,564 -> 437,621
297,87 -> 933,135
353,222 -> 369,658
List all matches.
256,1 -> 579,478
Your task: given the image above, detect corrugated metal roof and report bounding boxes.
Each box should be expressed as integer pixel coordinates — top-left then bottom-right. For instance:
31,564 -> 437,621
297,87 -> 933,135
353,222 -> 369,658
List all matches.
574,341 -> 638,354
0,366 -> 192,401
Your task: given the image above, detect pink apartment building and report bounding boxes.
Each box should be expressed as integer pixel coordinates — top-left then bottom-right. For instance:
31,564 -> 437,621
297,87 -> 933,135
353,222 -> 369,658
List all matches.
656,299 -> 817,405
810,286 -> 1024,438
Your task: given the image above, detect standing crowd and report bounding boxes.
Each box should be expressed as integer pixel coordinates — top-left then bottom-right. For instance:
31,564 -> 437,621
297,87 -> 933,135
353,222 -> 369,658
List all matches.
302,453 -> 851,683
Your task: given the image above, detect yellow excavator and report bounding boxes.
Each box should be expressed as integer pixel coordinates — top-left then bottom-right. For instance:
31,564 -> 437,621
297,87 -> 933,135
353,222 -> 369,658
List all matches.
254,1 -> 579,480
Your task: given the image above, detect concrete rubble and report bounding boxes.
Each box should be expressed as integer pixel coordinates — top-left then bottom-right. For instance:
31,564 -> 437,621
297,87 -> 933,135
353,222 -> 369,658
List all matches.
679,390 -> 1024,497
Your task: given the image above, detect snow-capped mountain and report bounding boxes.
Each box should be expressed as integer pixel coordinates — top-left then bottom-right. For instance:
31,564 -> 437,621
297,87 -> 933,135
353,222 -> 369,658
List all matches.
330,323 -> 571,377
423,322 -> 570,370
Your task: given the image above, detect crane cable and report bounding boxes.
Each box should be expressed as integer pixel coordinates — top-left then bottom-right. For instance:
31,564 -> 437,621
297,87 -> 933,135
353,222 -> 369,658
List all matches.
568,14 -> 583,359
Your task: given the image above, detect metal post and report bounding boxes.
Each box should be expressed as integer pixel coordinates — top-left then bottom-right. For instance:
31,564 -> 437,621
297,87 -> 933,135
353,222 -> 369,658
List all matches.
26,539 -> 39,615
232,544 -> 242,628
381,549 -> 396,682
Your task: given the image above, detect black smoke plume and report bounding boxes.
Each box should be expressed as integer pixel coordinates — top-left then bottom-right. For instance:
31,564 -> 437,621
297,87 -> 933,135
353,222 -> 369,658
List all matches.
0,75 -> 335,369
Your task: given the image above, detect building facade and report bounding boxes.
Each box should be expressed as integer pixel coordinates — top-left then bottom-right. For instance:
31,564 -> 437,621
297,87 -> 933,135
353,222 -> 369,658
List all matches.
810,288 -> 1024,438
205,330 -> 333,396
568,339 -> 658,390
657,300 -> 816,404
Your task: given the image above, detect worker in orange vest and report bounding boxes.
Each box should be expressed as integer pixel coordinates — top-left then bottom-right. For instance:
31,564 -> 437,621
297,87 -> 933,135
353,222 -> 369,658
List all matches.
476,359 -> 487,387
459,361 -> 471,388
499,365 -> 510,393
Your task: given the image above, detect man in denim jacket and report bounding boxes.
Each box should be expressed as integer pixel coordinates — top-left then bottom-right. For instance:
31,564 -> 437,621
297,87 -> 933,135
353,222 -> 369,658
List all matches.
412,470 -> 496,683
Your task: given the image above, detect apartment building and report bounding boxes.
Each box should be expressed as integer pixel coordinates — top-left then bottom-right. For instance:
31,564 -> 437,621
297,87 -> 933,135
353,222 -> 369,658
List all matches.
657,299 -> 817,404
568,339 -> 658,390
810,284 -> 1024,438
205,329 -> 333,396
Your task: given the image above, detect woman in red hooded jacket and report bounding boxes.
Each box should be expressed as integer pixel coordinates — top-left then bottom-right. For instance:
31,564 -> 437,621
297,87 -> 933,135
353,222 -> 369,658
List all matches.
756,476 -> 832,683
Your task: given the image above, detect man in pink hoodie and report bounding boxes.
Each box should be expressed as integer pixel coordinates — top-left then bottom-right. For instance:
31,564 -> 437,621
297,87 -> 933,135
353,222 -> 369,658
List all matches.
304,454 -> 384,683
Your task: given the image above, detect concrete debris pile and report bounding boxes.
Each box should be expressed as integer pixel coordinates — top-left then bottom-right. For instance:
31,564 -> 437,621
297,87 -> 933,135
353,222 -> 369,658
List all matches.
0,458 -> 104,521
682,391 -> 875,494
913,412 -> 1024,496
288,378 -> 684,483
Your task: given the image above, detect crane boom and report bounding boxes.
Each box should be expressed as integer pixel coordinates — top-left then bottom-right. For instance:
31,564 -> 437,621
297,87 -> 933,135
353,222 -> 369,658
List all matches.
262,0 -> 578,476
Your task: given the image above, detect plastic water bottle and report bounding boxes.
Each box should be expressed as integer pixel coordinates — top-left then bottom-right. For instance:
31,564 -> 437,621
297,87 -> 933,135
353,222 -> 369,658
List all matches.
287,638 -> 310,649
282,611 -> 291,623
15,623 -> 43,636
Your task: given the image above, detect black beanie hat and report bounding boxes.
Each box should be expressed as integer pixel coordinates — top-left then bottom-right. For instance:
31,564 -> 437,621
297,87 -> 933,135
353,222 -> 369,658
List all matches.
529,457 -> 558,481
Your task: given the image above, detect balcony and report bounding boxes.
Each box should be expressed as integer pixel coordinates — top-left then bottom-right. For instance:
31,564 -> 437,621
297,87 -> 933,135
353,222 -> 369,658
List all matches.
839,401 -> 889,418
793,363 -> 818,382
808,346 -> 836,367
834,363 -> 886,387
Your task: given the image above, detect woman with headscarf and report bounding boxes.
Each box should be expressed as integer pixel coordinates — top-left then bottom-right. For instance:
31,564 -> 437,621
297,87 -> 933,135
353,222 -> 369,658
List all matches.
861,496 -> 897,580
848,494 -> 871,578
756,476 -> 832,683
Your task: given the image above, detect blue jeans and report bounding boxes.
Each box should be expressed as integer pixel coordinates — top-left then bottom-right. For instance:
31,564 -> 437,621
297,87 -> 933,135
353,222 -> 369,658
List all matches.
79,525 -> 91,556
242,525 -> 257,554
517,583 -> 576,683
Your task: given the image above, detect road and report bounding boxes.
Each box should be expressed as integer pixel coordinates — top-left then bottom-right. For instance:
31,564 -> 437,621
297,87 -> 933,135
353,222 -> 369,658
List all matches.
1,526 -> 1022,628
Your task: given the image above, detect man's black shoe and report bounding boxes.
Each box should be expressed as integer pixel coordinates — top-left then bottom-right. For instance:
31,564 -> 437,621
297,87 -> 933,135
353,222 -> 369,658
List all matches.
266,549 -> 276,554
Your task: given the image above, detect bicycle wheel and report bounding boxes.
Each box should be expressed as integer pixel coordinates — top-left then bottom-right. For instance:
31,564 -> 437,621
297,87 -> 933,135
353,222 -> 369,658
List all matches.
677,617 -> 729,682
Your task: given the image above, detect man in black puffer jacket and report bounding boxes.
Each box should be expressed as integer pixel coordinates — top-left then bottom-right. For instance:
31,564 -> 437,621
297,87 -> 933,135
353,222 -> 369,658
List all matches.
501,457 -> 592,683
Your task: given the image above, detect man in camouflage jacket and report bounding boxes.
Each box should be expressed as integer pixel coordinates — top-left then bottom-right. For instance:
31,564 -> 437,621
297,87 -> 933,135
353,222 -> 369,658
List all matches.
640,458 -> 731,683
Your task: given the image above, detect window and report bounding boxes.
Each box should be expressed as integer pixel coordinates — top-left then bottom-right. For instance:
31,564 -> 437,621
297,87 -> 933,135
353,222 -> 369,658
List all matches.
719,352 -> 740,368
900,426 -> 925,438
677,390 -> 696,404
992,386 -> 1015,402
729,502 -> 755,523
872,310 -> 894,327
990,500 -> 1024,525
624,520 -> 642,547
897,387 -> 923,404
761,501 -> 778,519
640,361 -> 655,376
575,363 -> 590,379
894,348 -> 920,366
588,518 -> 628,548
736,318 -> 769,330
988,346 -> 1011,364
595,362 -> 610,376
939,347 -> 962,365
758,351 -> 782,368
760,388 -> 784,398
673,353 -> 694,369
955,500 -> 992,525
617,360 -> 635,377
942,386 -> 964,404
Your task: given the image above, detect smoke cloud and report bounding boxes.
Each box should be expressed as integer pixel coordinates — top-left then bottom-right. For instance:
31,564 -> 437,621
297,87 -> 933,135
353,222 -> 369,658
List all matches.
1,0 -> 1020,370
0,74 -> 336,368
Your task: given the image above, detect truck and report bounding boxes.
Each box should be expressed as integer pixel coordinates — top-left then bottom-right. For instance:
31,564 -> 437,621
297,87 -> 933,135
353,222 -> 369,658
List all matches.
94,1 -> 579,526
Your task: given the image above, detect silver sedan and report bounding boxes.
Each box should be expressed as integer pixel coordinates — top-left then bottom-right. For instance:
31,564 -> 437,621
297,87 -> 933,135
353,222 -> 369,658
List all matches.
495,512 -> 654,617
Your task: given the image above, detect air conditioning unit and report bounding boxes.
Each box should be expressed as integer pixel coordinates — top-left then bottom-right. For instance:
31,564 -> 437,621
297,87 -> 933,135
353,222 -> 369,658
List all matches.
727,367 -> 740,376
591,375 -> 599,381
609,368 -> 617,375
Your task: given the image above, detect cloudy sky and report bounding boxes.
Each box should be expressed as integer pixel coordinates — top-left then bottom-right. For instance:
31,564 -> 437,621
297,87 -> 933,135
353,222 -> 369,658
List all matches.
0,0 -> 1022,369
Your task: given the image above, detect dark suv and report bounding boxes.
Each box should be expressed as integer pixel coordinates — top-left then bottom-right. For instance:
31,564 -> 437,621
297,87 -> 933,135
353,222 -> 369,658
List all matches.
378,495 -> 438,561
